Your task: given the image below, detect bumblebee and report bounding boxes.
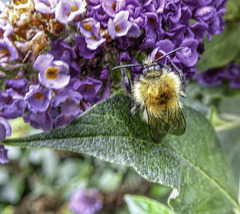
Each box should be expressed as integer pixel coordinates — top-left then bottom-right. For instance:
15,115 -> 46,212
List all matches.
112,47 -> 186,143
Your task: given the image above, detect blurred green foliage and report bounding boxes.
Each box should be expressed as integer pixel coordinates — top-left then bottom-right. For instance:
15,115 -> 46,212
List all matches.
1,0 -> 240,214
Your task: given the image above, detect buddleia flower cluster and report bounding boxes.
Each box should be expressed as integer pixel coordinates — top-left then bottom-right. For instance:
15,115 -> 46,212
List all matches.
195,63 -> 240,88
0,0 -> 228,163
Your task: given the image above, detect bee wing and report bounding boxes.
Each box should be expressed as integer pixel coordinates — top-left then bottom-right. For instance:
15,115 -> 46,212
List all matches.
167,103 -> 186,136
147,109 -> 168,143
147,102 -> 186,143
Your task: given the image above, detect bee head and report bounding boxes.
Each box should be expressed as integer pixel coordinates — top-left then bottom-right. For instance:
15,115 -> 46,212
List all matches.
112,47 -> 185,72
142,63 -> 161,75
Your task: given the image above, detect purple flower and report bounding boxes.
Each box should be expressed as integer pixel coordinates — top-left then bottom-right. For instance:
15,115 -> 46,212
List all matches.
102,0 -> 117,18
78,19 -> 101,38
125,0 -> 143,20
101,0 -> 127,18
78,19 -> 106,50
75,35 -> 97,59
194,5 -> 225,40
52,89 -> 82,116
54,114 -> 78,128
51,88 -> 82,128
69,189 -> 102,214
99,69 -> 109,81
24,85 -> 51,114
0,38 -> 19,62
143,12 -> 158,38
49,40 -> 81,77
55,0 -> 87,24
23,111 -> 53,131
230,78 -> 240,89
176,35 -> 199,67
0,117 -> 11,142
33,54 -> 70,89
87,3 -> 109,27
150,39 -> 175,64
195,68 -> 224,87
163,0 -> 182,24
4,78 -> 28,95
49,40 -> 77,62
0,144 -> 9,164
0,89 -> 26,119
195,6 -> 217,25
222,63 -> 240,89
117,37 -> 136,50
190,22 -> 208,41
72,77 -> 102,103
108,10 -> 132,39
33,0 -> 59,14
221,63 -> 240,79
139,37 -> 156,49
127,23 -> 141,38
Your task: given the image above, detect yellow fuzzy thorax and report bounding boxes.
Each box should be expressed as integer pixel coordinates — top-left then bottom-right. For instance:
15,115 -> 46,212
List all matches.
132,69 -> 181,117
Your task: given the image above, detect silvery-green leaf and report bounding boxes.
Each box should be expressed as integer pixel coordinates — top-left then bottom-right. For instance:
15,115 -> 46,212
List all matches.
3,95 -> 239,213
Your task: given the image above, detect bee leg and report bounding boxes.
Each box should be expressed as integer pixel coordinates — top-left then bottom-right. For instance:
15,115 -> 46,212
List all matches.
130,102 -> 140,115
170,61 -> 186,97
120,67 -> 140,114
120,67 -> 132,94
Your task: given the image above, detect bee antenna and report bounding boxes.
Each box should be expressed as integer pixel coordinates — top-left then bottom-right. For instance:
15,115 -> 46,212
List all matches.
112,63 -> 142,71
153,47 -> 185,63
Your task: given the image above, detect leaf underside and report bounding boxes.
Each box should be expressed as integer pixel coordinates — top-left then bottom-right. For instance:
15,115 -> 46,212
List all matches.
3,95 -> 238,213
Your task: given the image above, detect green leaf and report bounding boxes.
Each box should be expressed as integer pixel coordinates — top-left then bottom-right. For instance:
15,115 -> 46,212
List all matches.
196,25 -> 240,73
224,0 -> 240,21
3,95 -> 239,213
216,96 -> 240,185
124,194 -> 174,214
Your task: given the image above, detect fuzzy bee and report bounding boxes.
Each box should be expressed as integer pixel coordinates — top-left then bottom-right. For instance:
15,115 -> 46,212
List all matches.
112,47 -> 186,143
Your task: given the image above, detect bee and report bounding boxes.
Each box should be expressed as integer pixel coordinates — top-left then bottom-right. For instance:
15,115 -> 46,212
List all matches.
112,47 -> 186,143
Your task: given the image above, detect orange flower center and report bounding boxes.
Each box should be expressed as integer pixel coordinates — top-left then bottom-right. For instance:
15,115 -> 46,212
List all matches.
34,92 -> 44,99
115,24 -> 121,32
84,23 -> 92,31
112,2 -> 116,11
45,67 -> 59,80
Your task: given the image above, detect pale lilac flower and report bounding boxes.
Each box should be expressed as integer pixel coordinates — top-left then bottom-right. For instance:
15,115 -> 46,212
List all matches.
0,38 -> 19,62
52,89 -> 82,118
33,0 -> 59,14
102,0 -> 126,18
24,85 -> 51,114
55,0 -> 87,24
73,77 -> 102,103
4,78 -> 28,95
70,189 -> 102,214
0,89 -> 26,119
23,111 -> 53,131
108,10 -> 132,39
33,54 -> 70,89
54,114 -> 78,128
51,89 -> 82,127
